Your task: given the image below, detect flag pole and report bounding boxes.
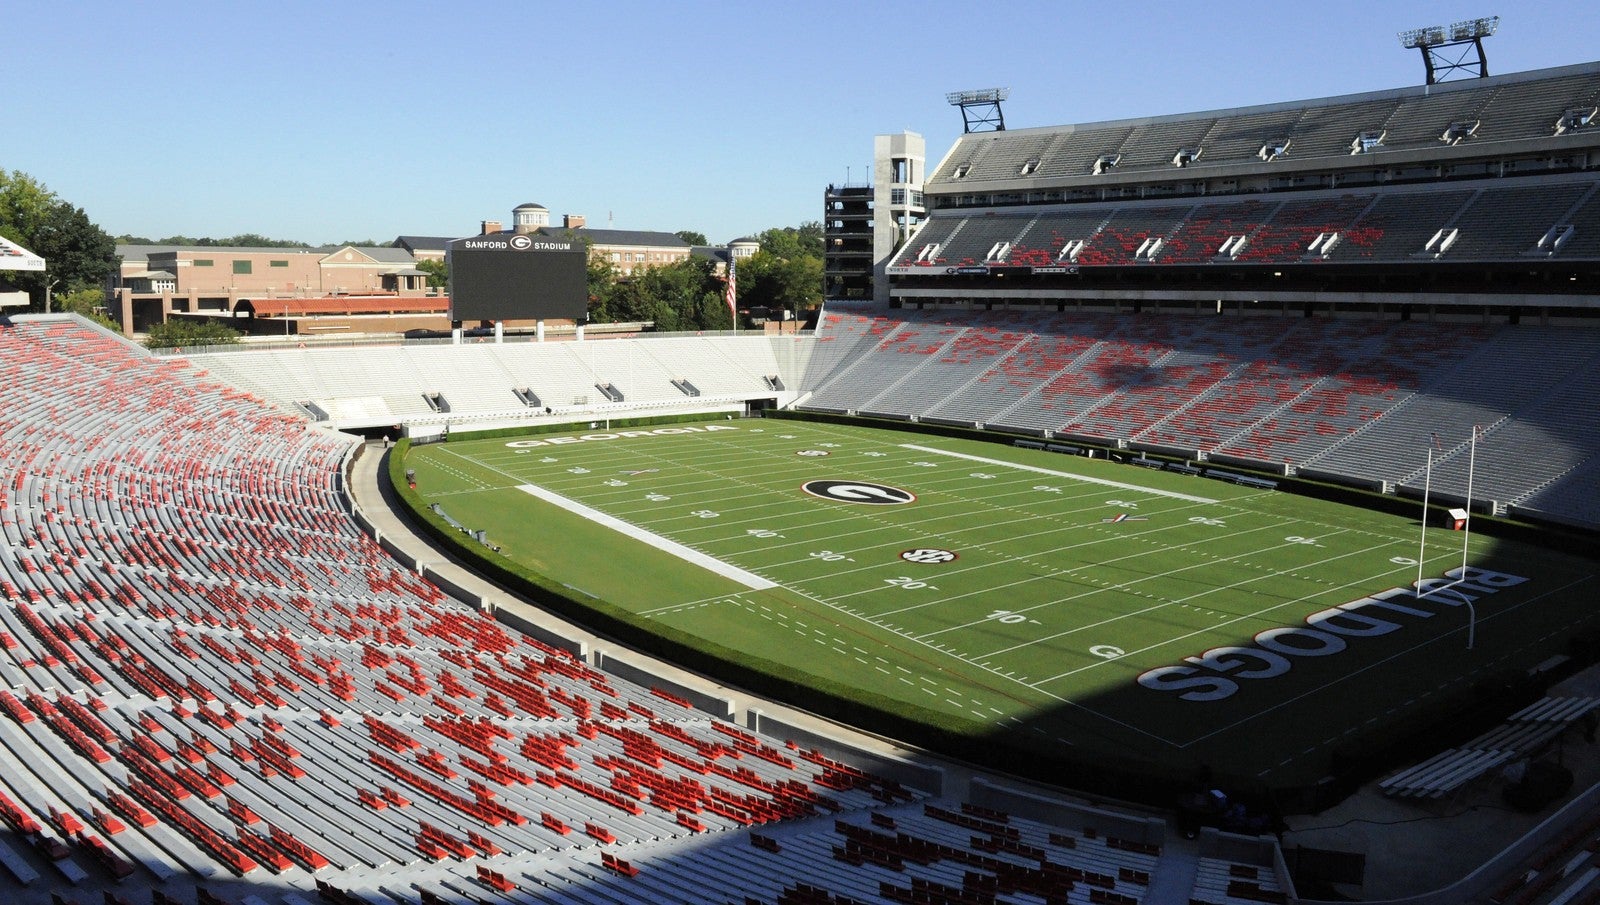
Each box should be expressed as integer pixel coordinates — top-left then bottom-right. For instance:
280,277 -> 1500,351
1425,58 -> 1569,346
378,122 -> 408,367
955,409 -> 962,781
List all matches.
725,254 -> 738,334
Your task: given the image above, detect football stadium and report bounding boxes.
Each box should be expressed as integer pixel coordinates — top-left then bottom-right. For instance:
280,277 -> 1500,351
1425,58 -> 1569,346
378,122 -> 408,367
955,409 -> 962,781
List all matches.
4,47 -> 1600,905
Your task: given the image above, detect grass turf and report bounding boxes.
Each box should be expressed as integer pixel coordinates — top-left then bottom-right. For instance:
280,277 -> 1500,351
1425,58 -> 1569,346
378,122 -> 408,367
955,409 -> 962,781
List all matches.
402,417 -> 1600,789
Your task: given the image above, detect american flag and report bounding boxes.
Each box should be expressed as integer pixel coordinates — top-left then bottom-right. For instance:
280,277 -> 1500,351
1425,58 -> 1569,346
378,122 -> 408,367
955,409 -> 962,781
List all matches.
724,255 -> 737,322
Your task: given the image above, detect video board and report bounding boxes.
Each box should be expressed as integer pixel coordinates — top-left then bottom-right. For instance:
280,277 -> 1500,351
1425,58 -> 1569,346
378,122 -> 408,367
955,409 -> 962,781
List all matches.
448,234 -> 587,322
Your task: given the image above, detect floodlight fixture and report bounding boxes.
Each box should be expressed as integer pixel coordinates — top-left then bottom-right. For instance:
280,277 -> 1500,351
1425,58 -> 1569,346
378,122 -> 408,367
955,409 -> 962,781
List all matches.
947,88 -> 1010,133
945,88 -> 1009,106
1398,15 -> 1499,84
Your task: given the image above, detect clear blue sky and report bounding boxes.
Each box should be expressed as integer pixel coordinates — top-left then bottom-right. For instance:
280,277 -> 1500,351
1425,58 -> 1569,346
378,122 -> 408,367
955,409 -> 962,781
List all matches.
2,1 -> 1594,246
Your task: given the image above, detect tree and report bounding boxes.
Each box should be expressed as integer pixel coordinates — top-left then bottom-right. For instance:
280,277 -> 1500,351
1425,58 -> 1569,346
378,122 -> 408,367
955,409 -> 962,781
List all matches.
0,170 -> 117,309
732,221 -> 825,315
144,319 -> 242,351
416,257 -> 448,289
31,202 -> 117,302
755,222 -> 824,259
674,230 -> 708,247
585,253 -> 620,324
0,171 -> 55,245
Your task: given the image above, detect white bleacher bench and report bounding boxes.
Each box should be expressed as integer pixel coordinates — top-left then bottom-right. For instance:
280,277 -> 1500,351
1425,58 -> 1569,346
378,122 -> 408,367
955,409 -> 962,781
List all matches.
1381,696 -> 1600,798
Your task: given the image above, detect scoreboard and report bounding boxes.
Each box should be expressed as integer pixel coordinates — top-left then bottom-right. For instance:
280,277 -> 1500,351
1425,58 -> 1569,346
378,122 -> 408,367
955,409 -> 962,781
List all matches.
447,233 -> 587,322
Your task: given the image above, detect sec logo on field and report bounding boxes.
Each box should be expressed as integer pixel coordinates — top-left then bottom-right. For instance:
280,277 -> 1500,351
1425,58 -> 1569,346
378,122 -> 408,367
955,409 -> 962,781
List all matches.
801,480 -> 916,505
796,449 -> 831,457
900,548 -> 957,564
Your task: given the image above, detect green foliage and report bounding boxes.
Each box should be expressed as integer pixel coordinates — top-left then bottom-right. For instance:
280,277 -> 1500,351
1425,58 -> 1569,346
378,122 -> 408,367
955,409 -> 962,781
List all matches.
0,169 -> 117,309
585,221 -> 822,329
674,230 -> 708,246
415,257 -> 448,289
754,221 -> 824,259
587,256 -> 730,331
116,233 -> 313,248
586,254 -> 620,324
54,288 -> 119,330
734,224 -> 824,315
143,319 -> 243,350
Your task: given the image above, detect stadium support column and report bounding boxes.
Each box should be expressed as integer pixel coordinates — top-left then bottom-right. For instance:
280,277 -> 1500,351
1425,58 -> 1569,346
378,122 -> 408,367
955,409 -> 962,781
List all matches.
536,320 -> 545,342
873,132 -> 926,306
494,321 -> 503,344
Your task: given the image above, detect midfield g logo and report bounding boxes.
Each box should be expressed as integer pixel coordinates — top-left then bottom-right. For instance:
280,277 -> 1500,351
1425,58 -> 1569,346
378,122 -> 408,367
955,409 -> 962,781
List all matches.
801,480 -> 916,505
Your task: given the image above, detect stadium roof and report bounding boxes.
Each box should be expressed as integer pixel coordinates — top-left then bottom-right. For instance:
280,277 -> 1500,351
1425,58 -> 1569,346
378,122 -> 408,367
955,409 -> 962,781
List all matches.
0,235 -> 46,272
534,226 -> 689,248
393,235 -> 454,255
691,245 -> 731,264
117,243 -> 418,265
928,59 -> 1600,189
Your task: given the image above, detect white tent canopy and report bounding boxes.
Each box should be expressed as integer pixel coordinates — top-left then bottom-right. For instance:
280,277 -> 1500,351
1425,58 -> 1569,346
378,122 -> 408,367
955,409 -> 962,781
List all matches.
0,236 -> 45,308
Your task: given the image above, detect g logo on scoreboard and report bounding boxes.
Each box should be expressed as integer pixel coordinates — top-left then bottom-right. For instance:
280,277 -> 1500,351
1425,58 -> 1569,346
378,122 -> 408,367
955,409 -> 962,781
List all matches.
801,480 -> 915,505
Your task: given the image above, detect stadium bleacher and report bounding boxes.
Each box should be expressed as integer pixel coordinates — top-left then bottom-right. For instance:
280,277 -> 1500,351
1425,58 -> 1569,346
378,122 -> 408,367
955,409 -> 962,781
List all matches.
190,333 -> 814,431
798,308 -> 1600,527
3,314 -> 1310,903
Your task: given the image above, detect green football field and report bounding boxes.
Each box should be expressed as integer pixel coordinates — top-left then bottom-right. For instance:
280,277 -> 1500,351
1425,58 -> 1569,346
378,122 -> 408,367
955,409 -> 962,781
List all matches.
403,417 -> 1600,788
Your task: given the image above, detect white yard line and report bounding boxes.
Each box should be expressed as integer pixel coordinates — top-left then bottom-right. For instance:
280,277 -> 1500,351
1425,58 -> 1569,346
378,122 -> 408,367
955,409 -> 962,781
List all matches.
515,483 -> 777,591
899,444 -> 1219,503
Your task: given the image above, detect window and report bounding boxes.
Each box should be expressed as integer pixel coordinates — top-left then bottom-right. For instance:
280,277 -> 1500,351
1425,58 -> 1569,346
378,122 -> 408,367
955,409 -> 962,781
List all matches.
1172,146 -> 1202,167
891,188 -> 906,205
193,259 -> 213,267
952,163 -> 971,179
1258,138 -> 1291,161
1019,157 -> 1041,176
233,260 -> 252,274
270,260 -> 289,268
1092,154 -> 1120,175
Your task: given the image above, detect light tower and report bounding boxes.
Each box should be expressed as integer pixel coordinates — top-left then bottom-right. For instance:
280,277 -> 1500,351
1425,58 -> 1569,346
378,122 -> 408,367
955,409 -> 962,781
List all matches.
946,88 -> 1009,133
1398,16 -> 1499,85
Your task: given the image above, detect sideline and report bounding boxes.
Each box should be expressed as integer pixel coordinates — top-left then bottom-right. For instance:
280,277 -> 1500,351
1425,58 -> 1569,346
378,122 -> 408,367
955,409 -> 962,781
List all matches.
515,482 -> 778,590
899,443 -> 1220,503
